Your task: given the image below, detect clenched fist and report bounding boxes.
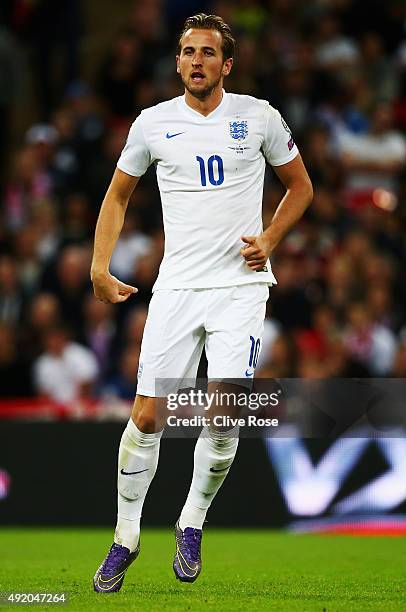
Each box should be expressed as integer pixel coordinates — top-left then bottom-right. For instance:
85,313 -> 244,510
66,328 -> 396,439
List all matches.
240,234 -> 272,271
91,271 -> 138,304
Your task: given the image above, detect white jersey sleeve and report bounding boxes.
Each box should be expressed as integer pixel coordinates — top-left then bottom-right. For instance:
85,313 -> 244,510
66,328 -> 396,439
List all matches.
261,103 -> 299,167
117,113 -> 153,177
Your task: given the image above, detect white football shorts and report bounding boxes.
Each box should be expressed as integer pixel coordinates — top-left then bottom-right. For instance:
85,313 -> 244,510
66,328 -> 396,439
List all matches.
136,283 -> 269,396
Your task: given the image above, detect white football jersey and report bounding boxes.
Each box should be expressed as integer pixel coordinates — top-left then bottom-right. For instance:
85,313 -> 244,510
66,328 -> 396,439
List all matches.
117,91 -> 299,290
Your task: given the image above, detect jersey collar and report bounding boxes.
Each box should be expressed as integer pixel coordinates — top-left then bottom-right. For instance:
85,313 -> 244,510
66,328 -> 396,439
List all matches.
178,90 -> 229,121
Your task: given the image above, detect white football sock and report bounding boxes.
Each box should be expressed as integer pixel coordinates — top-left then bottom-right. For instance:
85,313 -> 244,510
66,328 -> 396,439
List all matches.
179,426 -> 239,530
114,419 -> 162,551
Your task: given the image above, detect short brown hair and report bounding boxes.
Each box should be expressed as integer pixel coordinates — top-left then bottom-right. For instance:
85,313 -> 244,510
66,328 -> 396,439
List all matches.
178,13 -> 235,61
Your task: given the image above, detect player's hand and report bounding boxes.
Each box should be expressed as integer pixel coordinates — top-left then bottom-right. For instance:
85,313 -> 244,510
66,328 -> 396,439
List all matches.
91,271 -> 138,304
240,234 -> 271,271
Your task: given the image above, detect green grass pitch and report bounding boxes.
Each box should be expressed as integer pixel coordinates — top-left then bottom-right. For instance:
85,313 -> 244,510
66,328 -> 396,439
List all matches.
1,528 -> 405,611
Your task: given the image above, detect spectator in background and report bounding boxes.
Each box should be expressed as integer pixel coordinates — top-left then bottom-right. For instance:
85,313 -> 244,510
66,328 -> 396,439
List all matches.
111,304 -> 148,365
309,187 -> 350,238
25,123 -> 60,193
4,145 -> 53,231
257,333 -> 298,378
121,305 -> 148,346
130,232 -> 164,304
303,125 -> 341,188
270,254 -> 313,329
98,29 -> 142,119
102,344 -> 140,401
343,301 -> 397,376
0,255 -> 27,325
338,102 -> 406,208
22,292 -> 62,364
360,32 -> 398,103
84,123 -> 130,211
28,293 -> 61,332
325,253 -> 357,317
226,34 -> 259,96
341,229 -> 373,285
314,11 -> 359,71
50,107 -> 81,198
33,325 -> 98,404
366,283 -> 399,332
41,245 -> 91,332
82,293 -> 116,379
324,334 -> 370,378
31,200 -> 61,263
14,224 -> 42,297
64,80 -> 105,158
296,303 -> 339,363
62,193 -> 92,244
278,66 -> 313,137
24,120 -> 85,205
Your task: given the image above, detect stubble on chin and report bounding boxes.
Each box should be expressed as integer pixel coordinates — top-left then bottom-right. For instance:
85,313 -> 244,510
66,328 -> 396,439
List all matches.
181,74 -> 222,101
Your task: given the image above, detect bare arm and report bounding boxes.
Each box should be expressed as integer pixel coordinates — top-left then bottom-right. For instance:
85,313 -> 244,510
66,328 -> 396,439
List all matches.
241,154 -> 313,270
91,168 -> 140,302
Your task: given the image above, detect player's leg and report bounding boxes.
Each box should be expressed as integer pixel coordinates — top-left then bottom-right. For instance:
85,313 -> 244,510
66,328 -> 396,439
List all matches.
116,288 -> 206,540
179,284 -> 268,528
93,396 -> 165,594
174,284 -> 268,582
115,395 -> 165,552
173,383 -> 239,583
94,289 -> 205,592
178,380 -> 241,530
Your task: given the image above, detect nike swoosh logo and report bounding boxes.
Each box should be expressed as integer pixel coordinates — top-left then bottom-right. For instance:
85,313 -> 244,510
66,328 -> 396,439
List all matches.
120,468 -> 149,476
176,548 -> 199,575
166,131 -> 186,139
210,465 -> 232,473
245,369 -> 254,377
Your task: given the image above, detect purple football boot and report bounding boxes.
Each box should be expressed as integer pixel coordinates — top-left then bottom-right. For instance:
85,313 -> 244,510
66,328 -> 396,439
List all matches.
173,521 -> 202,583
93,541 -> 140,593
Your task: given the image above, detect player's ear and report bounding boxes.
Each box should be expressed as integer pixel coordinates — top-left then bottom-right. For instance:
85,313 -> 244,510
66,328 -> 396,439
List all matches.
176,55 -> 180,73
222,58 -> 233,76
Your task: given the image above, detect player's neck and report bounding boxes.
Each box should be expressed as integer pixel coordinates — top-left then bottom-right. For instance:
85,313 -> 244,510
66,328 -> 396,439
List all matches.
184,86 -> 224,117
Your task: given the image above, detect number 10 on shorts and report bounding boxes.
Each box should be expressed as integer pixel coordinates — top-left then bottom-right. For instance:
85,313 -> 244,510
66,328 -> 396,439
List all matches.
249,336 -> 261,369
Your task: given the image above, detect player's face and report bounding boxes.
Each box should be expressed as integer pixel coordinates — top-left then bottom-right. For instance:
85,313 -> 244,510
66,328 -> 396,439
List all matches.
177,29 -> 232,100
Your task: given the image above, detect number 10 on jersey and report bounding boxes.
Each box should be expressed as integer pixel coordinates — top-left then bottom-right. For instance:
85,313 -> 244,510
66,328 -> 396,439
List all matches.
196,155 -> 224,186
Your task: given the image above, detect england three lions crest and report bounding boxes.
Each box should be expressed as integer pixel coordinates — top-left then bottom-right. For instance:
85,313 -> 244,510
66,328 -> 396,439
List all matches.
229,120 -> 248,141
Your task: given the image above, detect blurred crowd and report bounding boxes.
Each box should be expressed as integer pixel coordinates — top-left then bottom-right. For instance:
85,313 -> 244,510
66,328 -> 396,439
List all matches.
1,0 -> 406,409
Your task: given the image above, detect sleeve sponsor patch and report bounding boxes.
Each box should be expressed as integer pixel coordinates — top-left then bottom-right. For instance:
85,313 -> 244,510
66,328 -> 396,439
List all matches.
281,116 -> 292,133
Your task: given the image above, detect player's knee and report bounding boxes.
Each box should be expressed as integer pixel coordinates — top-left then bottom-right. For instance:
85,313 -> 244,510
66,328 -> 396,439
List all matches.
134,413 -> 157,433
132,397 -> 157,433
131,395 -> 168,432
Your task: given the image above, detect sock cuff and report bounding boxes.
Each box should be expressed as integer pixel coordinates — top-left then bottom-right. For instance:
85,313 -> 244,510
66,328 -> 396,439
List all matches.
126,418 -> 164,446
204,425 -> 239,445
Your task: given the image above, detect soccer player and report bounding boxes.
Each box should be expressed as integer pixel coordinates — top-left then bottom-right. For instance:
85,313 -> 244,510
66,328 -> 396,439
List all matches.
91,13 -> 312,592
